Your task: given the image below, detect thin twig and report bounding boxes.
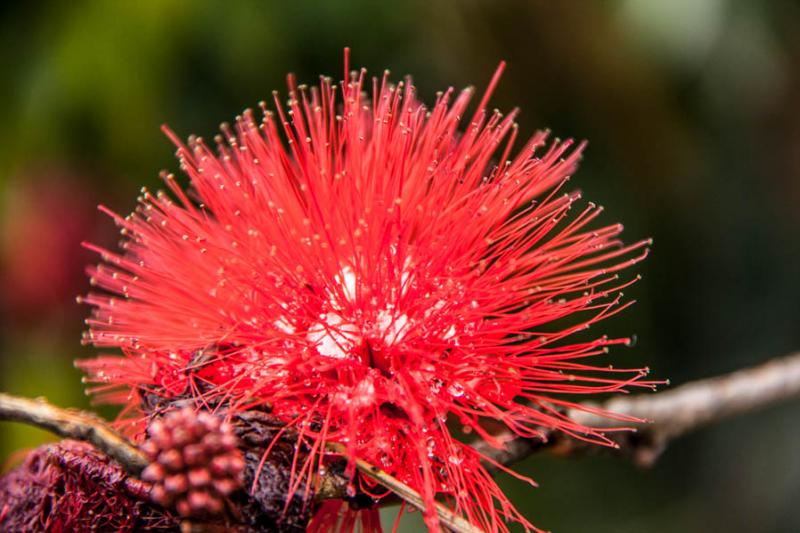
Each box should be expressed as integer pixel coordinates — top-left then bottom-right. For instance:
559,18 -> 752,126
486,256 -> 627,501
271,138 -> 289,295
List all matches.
3,352 -> 800,531
327,443 -> 483,533
0,392 -> 148,474
0,393 -> 476,533
472,351 -> 800,468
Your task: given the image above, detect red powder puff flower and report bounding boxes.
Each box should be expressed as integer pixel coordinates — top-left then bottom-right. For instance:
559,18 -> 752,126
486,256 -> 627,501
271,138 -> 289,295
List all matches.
78,51 -> 651,532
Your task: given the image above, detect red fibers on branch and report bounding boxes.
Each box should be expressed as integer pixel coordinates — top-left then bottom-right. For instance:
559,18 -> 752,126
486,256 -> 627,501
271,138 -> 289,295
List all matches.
0,440 -> 177,532
77,51 -> 652,532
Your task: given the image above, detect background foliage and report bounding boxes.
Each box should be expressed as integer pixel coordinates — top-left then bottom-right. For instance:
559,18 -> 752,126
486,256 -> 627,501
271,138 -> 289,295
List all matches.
1,2 -> 799,531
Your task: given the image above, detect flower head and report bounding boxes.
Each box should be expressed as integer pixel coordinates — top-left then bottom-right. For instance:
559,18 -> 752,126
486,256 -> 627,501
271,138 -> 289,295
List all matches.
78,51 -> 651,531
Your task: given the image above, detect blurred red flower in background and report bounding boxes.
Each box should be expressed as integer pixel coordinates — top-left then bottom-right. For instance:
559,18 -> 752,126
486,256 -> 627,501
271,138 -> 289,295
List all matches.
78,53 -> 651,531
1,168 -> 104,327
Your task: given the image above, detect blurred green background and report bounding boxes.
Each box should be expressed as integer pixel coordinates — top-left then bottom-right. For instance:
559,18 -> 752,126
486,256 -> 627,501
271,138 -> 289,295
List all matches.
1,1 -> 799,531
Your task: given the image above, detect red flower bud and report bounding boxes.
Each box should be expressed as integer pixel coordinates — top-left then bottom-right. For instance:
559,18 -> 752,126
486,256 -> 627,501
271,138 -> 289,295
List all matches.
136,407 -> 243,519
188,468 -> 211,488
183,443 -> 206,466
141,462 -> 165,483
158,449 -> 184,471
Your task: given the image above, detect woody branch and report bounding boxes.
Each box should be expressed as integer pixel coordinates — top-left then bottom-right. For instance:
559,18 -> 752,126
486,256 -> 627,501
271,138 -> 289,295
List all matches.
2,351 -> 800,526
0,392 -> 149,474
471,351 -> 800,470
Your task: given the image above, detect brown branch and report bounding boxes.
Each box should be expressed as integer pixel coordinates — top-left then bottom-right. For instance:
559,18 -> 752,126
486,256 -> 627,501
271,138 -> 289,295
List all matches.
0,392 -> 148,474
3,352 -> 800,532
0,393 -> 477,533
472,351 -> 800,469
326,443 -> 483,533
